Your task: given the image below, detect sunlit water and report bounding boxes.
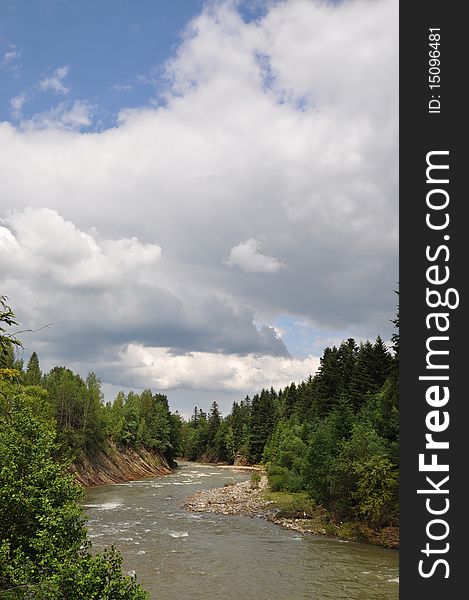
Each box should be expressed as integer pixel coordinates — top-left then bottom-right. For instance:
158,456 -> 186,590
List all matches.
84,462 -> 398,599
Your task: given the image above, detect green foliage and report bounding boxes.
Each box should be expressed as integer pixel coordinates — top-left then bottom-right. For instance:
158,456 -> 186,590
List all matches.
169,412 -> 183,458
0,381 -> 149,599
308,419 -> 398,527
262,490 -> 316,519
180,407 -> 209,460
0,295 -> 22,381
0,296 -> 21,357
264,422 -> 308,492
43,367 -> 98,460
353,454 -> 398,527
24,352 -> 42,386
304,399 -> 354,504
248,389 -> 277,463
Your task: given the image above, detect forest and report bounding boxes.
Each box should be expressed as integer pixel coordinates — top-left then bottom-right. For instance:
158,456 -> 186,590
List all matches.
1,294 -> 398,597
179,326 -> 399,530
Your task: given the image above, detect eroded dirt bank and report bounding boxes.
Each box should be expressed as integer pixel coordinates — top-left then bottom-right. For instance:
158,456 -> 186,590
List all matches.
71,443 -> 171,487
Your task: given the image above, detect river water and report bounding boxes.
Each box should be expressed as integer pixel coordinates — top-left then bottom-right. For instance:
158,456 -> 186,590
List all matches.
84,462 -> 398,599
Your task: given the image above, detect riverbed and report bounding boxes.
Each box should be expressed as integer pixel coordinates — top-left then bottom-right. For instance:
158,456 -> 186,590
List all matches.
84,462 -> 399,599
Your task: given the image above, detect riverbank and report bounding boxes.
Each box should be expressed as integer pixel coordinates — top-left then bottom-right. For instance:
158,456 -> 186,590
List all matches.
71,442 -> 171,486
183,474 -> 399,549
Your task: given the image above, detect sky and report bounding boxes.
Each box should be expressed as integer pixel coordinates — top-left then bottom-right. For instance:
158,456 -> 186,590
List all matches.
0,0 -> 398,417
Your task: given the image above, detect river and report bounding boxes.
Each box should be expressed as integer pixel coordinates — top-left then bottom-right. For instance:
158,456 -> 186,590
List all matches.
84,462 -> 399,599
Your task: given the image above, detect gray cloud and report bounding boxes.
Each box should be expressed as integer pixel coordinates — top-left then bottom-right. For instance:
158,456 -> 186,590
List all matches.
0,208 -> 287,363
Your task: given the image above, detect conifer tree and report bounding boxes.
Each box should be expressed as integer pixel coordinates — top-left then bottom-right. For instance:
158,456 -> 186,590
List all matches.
349,341 -> 375,410
248,390 -> 276,463
24,351 -> 42,386
207,401 -> 221,454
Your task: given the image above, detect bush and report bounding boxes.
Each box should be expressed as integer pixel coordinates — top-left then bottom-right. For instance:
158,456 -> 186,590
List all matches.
267,464 -> 304,493
250,471 -> 261,489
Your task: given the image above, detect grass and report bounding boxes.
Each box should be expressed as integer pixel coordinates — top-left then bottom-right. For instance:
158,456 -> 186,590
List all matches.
262,490 -> 317,518
261,488 -> 399,548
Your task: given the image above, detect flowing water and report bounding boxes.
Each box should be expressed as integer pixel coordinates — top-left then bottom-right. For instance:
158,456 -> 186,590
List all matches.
84,462 -> 398,599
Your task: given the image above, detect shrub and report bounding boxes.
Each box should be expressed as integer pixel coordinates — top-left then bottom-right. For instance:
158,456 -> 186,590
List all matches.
250,471 -> 261,489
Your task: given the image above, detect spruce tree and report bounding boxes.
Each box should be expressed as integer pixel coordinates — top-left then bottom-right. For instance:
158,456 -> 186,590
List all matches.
207,401 -> 221,454
24,352 -> 42,386
349,341 -> 375,410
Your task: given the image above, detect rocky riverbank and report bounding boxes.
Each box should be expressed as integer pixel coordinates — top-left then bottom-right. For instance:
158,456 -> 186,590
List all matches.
184,473 -> 274,517
183,474 -> 399,549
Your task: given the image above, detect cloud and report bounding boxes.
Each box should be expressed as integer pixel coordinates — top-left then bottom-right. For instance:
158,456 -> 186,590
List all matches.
39,65 -> 70,94
117,344 -> 319,393
0,0 -> 398,406
111,83 -> 133,92
10,93 -> 27,119
0,207 -> 287,363
226,237 -> 285,273
1,44 -> 22,74
20,100 -> 94,131
0,207 -> 162,289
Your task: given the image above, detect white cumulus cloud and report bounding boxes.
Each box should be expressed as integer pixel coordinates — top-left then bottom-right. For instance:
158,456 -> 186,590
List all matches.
226,237 -> 285,273
21,100 -> 94,131
120,344 -> 320,393
0,207 -> 162,290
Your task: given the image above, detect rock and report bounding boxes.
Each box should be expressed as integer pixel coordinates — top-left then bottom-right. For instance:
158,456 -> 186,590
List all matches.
183,474 -> 273,520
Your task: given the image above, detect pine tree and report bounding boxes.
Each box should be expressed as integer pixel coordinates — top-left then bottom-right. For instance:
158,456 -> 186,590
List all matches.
314,346 -> 341,416
248,390 -> 276,463
337,338 -> 358,392
349,341 -> 375,410
390,296 -> 399,379
82,372 -> 104,452
207,401 -> 221,455
24,351 -> 42,386
371,336 -> 392,387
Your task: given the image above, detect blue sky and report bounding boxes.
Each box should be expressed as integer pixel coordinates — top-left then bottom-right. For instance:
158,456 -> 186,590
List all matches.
1,0 -> 269,129
0,0 -> 398,415
1,0 -> 209,127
